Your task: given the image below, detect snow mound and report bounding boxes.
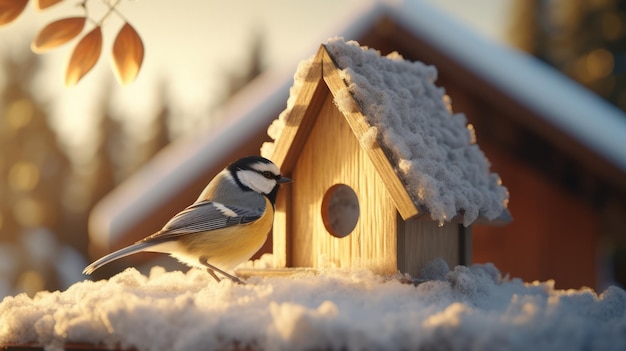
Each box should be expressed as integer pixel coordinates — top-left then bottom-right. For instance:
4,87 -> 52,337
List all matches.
1,261 -> 625,351
263,38 -> 509,225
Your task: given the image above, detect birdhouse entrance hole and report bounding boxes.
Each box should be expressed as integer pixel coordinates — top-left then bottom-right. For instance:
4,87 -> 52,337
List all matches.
321,184 -> 360,238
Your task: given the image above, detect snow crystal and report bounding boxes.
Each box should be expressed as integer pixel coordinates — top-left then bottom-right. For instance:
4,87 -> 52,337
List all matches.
263,38 -> 509,225
1,260 -> 625,351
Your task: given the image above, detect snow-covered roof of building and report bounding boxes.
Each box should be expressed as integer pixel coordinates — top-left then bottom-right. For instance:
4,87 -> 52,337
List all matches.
262,38 -> 509,226
363,2 -> 626,176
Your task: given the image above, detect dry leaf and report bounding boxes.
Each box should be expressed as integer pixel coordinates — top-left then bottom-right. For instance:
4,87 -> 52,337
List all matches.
65,26 -> 102,86
35,0 -> 63,10
0,0 -> 29,26
111,22 -> 144,85
32,17 -> 86,53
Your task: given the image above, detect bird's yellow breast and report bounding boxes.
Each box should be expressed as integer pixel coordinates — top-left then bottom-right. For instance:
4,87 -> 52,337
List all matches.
175,197 -> 274,271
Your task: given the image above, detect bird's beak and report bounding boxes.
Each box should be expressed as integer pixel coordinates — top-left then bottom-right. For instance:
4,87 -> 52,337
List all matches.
278,176 -> 292,184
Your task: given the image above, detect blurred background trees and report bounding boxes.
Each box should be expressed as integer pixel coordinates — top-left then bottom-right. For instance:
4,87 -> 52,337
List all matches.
510,0 -> 626,112
0,53 -> 161,296
0,35 -> 265,297
0,55 -> 76,296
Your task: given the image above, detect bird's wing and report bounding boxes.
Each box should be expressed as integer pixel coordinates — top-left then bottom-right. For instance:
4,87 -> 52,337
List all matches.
140,200 -> 263,242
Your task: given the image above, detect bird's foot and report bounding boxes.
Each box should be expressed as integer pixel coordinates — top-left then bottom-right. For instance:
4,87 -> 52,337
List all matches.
199,257 -> 245,285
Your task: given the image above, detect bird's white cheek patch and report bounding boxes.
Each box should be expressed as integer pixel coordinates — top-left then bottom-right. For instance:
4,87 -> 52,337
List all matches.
237,170 -> 275,194
214,203 -> 237,217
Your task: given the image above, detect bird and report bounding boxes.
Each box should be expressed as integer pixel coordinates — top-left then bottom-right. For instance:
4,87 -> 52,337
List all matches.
83,155 -> 291,284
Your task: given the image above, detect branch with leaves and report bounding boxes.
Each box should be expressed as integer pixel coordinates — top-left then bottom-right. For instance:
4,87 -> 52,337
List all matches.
0,0 -> 144,86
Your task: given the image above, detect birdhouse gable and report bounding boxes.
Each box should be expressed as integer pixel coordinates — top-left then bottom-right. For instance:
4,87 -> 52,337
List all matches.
263,38 -> 509,227
263,45 -> 419,221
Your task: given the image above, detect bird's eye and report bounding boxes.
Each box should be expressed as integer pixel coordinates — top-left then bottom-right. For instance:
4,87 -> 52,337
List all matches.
261,171 -> 275,179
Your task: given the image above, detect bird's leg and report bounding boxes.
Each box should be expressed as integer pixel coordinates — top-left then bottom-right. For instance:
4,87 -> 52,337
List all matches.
199,256 -> 245,285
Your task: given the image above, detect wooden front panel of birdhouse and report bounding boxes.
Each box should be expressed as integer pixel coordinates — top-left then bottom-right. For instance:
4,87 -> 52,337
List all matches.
290,89 -> 398,274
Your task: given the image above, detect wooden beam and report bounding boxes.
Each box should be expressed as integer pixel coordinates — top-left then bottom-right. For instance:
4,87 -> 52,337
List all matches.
397,214 -> 460,277
270,46 -> 328,173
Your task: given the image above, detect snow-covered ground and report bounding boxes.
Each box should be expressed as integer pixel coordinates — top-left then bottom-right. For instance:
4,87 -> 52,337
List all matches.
1,256 -> 625,351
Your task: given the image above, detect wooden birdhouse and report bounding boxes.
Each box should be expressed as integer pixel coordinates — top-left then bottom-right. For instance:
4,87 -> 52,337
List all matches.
261,39 -> 510,277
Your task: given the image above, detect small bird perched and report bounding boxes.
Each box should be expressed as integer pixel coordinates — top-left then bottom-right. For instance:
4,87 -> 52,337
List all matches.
83,156 -> 291,284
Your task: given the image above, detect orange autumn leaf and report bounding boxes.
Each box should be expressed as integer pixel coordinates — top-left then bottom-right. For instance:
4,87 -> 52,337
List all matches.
32,17 -> 86,53
35,0 -> 63,10
0,0 -> 28,26
65,26 -> 102,86
111,22 -> 144,85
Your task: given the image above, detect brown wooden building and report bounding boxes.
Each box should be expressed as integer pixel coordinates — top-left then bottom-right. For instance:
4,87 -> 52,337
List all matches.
89,2 -> 626,289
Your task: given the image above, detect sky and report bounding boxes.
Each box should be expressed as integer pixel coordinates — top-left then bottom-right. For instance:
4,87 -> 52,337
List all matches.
0,0 -> 513,165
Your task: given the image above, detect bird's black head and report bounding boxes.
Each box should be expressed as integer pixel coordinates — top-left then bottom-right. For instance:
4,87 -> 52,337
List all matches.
228,156 -> 291,204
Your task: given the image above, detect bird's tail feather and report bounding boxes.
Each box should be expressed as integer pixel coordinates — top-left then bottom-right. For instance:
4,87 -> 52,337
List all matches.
83,242 -> 153,275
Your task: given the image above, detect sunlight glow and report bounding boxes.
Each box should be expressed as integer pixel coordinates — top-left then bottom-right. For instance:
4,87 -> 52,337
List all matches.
13,197 -> 45,227
5,98 -> 34,131
8,162 -> 40,192
16,270 -> 45,297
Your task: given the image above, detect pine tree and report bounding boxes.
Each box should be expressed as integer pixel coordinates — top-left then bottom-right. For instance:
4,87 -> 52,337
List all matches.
215,31 -> 266,107
509,0 -> 626,111
0,54 -> 72,294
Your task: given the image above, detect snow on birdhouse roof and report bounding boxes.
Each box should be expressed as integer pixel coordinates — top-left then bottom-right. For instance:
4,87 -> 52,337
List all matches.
263,38 -> 509,226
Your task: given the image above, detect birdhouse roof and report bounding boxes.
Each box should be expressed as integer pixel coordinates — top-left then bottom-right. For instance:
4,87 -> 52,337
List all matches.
262,38 -> 509,226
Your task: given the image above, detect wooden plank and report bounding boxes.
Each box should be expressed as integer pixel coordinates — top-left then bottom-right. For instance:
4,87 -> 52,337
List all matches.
1,343 -> 135,351
320,45 -> 419,221
270,46 -> 327,173
397,215 -> 460,277
267,46 -> 327,268
291,89 -> 398,274
235,267 -> 318,278
271,182 -> 291,268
